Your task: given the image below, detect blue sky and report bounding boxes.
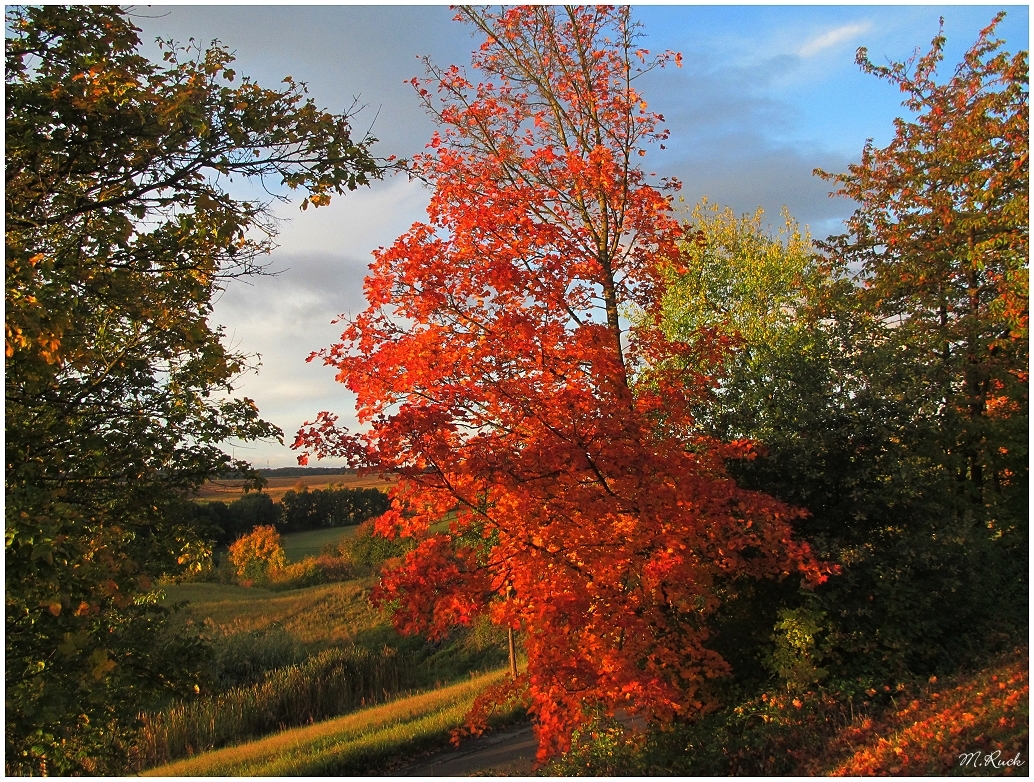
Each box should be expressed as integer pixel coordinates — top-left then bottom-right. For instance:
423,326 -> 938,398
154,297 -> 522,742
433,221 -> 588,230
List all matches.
133,5 -> 1028,468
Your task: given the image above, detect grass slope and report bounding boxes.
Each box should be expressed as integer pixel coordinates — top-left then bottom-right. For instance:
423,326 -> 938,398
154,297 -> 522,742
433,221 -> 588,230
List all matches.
162,579 -> 382,645
281,526 -> 358,563
816,647 -> 1029,776
142,669 -> 506,776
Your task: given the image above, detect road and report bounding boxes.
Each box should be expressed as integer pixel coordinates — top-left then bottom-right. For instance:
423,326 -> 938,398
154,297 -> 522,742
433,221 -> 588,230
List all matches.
390,722 -> 538,777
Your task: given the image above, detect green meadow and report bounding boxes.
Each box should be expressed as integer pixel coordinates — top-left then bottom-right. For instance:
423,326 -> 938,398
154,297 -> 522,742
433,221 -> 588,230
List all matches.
281,525 -> 359,563
162,578 -> 381,646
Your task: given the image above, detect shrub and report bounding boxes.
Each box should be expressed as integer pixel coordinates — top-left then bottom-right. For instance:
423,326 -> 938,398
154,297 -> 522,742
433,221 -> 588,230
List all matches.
269,555 -> 354,590
228,526 -> 287,585
339,520 -> 415,571
768,606 -> 829,693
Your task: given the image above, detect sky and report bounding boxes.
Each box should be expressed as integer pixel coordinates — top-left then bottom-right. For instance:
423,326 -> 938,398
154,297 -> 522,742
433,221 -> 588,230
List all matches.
132,4 -> 1029,469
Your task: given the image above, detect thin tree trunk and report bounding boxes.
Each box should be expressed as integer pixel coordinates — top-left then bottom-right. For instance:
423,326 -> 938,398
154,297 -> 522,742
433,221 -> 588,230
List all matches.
508,626 -> 518,679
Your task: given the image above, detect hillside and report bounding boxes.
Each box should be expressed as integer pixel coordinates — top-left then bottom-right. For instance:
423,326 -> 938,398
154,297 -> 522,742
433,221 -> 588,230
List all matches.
817,647 -> 1029,776
545,646 -> 1029,776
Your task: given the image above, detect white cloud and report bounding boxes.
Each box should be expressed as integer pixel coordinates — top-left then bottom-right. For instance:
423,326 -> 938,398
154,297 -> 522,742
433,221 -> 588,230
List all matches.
272,176 -> 430,260
799,22 -> 872,57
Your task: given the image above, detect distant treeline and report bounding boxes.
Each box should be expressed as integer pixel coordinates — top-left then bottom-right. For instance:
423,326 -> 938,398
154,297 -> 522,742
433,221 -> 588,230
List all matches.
257,467 -> 356,478
210,467 -> 357,479
176,487 -> 391,545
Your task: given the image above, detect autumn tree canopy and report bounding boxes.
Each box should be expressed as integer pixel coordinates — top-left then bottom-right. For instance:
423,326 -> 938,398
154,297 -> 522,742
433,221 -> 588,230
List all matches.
819,12 -> 1028,510
297,6 -> 827,760
659,15 -> 1027,684
5,6 -> 381,773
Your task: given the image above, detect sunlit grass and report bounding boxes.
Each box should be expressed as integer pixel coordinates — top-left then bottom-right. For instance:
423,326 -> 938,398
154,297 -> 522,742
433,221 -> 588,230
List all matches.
162,579 -> 382,645
141,669 -> 507,776
281,526 -> 358,563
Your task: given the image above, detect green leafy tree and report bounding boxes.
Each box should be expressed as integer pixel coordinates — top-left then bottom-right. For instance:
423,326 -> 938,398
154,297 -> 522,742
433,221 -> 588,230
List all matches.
662,199 -> 822,352
659,200 -> 837,446
664,15 -> 1027,683
656,202 -> 856,681
278,486 -> 390,532
5,6 -> 383,773
819,12 -> 1028,516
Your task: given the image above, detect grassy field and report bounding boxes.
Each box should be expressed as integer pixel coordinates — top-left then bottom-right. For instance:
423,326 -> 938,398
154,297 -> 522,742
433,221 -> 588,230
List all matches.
142,669 -> 507,776
162,580 -> 383,646
194,472 -> 396,503
144,538 -> 512,774
281,526 -> 358,563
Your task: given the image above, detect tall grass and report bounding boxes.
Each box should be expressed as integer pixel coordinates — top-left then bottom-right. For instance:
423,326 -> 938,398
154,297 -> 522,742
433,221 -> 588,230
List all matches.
141,669 -> 506,777
133,645 -> 414,769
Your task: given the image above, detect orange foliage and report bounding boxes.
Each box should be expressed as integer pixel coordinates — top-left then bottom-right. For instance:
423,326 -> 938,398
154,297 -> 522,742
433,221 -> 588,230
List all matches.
819,14 -> 1028,491
820,649 -> 1029,776
227,525 -> 287,584
296,6 -> 828,762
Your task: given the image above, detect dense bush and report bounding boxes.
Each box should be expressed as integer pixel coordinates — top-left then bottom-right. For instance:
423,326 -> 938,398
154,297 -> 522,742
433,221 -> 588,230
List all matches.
335,519 -> 416,572
227,526 -> 287,585
268,554 -> 355,590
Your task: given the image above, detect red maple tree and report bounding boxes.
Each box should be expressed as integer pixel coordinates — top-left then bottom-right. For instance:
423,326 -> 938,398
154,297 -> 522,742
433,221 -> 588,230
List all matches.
297,6 -> 828,761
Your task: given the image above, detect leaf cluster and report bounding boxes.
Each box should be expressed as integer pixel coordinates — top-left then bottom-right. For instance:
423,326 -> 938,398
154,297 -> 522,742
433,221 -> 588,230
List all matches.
5,5 -> 383,773
667,12 -> 1027,693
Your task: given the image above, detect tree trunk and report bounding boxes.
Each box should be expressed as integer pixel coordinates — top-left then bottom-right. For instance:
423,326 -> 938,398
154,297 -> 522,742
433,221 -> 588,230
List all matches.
509,626 -> 518,679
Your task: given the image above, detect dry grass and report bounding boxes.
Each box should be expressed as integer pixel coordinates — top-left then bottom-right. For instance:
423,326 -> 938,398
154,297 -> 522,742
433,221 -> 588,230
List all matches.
194,472 -> 396,503
141,669 -> 507,776
162,579 -> 383,646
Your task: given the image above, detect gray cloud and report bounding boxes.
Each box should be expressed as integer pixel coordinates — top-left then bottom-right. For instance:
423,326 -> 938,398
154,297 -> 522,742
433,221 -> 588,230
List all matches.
124,6 -> 1026,467
639,47 -> 856,235
135,6 -> 472,160
650,50 -> 803,137
669,141 -> 856,238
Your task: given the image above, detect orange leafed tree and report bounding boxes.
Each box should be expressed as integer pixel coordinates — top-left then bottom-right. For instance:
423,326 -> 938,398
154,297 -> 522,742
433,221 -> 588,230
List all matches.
296,6 -> 828,760
819,13 -> 1028,500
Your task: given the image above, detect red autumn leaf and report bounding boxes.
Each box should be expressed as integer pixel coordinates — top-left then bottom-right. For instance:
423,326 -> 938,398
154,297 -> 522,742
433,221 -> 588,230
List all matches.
298,5 -> 828,762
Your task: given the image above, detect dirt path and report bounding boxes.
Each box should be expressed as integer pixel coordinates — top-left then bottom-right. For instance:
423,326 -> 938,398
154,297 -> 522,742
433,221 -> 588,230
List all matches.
387,710 -> 646,776
391,722 -> 538,777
